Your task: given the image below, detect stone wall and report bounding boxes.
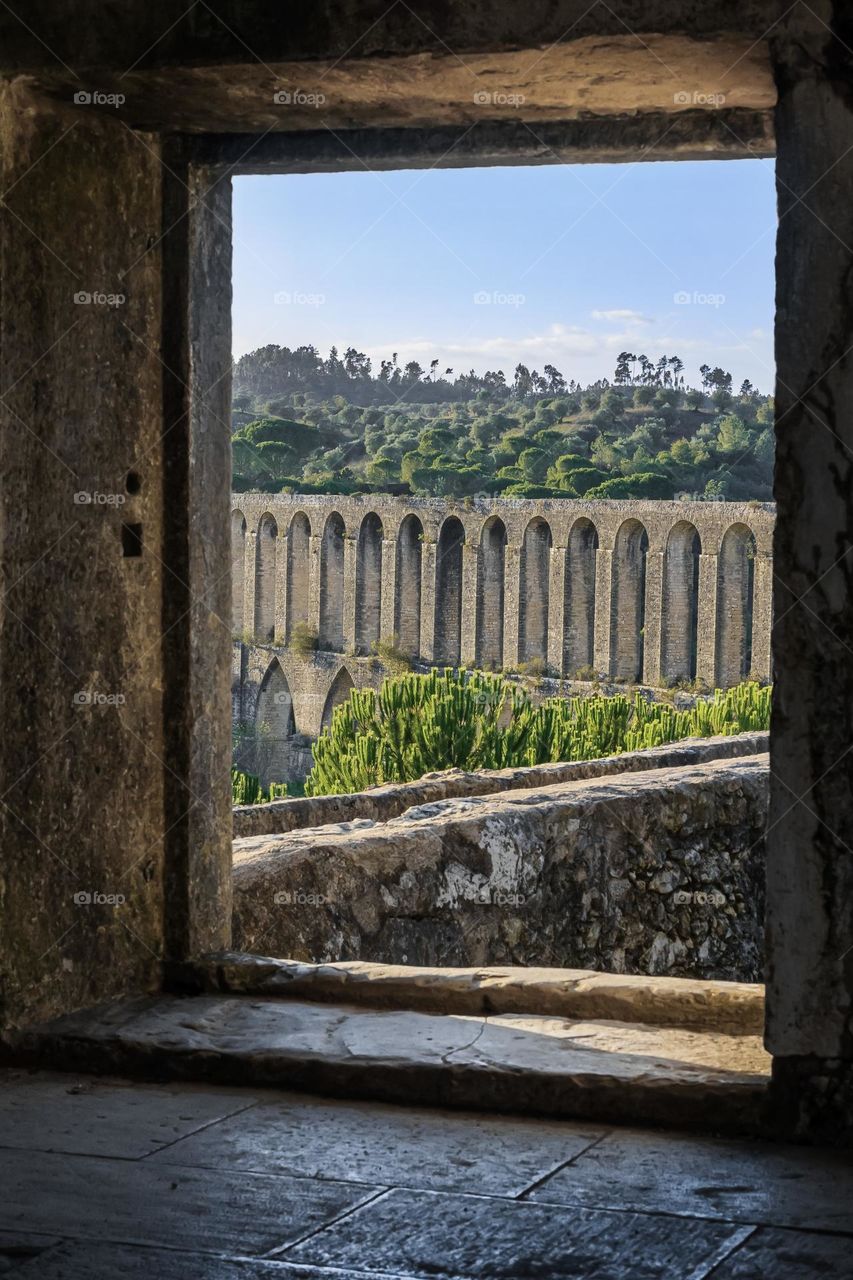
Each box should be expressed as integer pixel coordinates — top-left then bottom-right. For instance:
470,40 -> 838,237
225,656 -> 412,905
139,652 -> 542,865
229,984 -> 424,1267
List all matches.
232,754 -> 769,983
233,731 -> 769,838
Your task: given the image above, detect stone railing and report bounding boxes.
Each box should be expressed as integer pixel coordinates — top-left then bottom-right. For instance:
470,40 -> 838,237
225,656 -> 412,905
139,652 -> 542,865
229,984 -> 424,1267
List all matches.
232,751 -> 769,983
233,730 -> 769,838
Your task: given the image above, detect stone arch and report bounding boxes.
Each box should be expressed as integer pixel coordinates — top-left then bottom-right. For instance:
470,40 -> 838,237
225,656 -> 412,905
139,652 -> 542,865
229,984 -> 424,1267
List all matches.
394,513 -> 423,657
231,509 -> 246,636
519,517 -> 552,665
610,518 -> 649,681
253,513 -> 278,643
564,517 -> 598,676
662,521 -> 702,683
321,665 -> 355,730
434,515 -> 465,666
255,657 -> 295,785
476,515 -> 507,670
716,523 -> 756,686
355,512 -> 384,654
319,512 -> 345,652
286,511 -> 311,642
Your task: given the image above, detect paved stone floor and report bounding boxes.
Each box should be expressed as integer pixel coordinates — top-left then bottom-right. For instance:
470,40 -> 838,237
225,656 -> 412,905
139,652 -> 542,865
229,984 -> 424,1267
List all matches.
0,1068 -> 850,1278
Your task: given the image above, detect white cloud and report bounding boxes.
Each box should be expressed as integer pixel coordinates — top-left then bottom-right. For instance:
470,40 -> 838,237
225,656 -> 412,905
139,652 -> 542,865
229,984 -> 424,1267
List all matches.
355,319 -> 774,393
591,308 -> 653,325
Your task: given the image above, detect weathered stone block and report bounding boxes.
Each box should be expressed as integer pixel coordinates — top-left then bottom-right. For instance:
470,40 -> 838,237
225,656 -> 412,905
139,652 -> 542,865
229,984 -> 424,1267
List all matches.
233,756 -> 768,981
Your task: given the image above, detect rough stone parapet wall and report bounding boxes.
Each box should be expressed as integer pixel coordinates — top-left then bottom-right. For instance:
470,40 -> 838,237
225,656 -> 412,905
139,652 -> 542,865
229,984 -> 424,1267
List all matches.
233,494 -> 773,683
233,731 -> 769,839
232,754 -> 769,983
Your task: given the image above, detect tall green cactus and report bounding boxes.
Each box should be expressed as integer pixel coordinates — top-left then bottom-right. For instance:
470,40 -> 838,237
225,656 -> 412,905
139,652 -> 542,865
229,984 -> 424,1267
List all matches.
304,675 -> 771,796
231,766 -> 289,805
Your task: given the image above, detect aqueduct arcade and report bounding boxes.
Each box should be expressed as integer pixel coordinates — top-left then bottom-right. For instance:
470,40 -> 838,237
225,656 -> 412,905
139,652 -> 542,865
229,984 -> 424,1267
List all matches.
233,494 -> 773,742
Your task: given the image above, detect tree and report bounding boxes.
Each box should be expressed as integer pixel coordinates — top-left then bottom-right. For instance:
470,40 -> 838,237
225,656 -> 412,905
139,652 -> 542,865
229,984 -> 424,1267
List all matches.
716,413 -> 750,453
560,466 -> 608,495
669,438 -> 694,465
587,472 -> 675,500
512,363 -> 533,398
600,388 -> 626,416
518,447 -> 549,482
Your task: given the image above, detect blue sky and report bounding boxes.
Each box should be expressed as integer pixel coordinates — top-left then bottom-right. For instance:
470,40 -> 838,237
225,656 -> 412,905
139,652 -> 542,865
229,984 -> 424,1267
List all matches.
233,158 -> 776,392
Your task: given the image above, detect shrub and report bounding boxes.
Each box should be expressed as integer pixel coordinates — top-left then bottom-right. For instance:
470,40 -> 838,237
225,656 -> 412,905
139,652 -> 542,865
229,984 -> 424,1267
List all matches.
304,672 -> 771,795
372,635 -> 413,673
289,622 -> 319,656
586,472 -> 675,500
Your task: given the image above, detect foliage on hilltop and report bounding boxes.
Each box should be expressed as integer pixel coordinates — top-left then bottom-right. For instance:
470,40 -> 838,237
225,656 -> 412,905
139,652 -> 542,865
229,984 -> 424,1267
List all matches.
232,346 -> 774,502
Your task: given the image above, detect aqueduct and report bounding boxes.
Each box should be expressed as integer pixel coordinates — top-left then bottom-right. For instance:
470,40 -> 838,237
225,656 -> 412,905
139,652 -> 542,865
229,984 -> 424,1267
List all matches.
232,494 -> 773,770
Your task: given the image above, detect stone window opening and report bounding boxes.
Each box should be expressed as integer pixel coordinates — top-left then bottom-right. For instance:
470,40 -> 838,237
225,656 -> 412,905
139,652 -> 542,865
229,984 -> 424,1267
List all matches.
7,15 -> 851,1139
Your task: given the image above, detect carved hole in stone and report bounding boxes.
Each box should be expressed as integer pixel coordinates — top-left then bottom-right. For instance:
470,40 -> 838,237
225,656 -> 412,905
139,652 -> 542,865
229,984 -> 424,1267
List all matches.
122,522 -> 143,557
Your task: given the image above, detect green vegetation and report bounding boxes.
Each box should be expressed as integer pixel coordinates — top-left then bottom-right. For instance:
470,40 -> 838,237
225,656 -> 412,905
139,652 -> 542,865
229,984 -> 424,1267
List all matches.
232,346 -> 772,502
231,766 -> 288,805
304,670 -> 771,796
289,622 -> 319,657
371,635 -> 414,673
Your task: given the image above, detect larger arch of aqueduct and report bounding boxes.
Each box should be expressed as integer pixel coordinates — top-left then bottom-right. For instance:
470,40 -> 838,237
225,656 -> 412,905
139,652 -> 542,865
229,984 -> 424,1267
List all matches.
232,495 -> 773,775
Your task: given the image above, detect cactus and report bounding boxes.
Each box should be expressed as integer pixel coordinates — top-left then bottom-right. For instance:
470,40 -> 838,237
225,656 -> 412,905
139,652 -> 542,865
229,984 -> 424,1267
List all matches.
231,767 -> 288,805
304,675 -> 771,796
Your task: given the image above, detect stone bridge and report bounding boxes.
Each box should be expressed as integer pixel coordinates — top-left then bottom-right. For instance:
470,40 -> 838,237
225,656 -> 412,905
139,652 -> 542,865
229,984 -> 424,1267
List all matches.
231,495 -> 773,774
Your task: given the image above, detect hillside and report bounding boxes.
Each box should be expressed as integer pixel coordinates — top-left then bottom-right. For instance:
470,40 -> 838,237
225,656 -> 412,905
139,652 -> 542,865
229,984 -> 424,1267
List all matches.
232,346 -> 773,502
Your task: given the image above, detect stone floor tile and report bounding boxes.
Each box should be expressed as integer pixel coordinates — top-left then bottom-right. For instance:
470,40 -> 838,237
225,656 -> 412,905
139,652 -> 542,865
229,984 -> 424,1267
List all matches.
0,1231 -> 60,1276
10,1241 -> 407,1279
0,1070 -> 259,1159
0,1151 -> 379,1257
285,1186 -> 751,1279
527,1127 -> 853,1233
708,1226 -> 853,1278
149,1092 -> 603,1195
